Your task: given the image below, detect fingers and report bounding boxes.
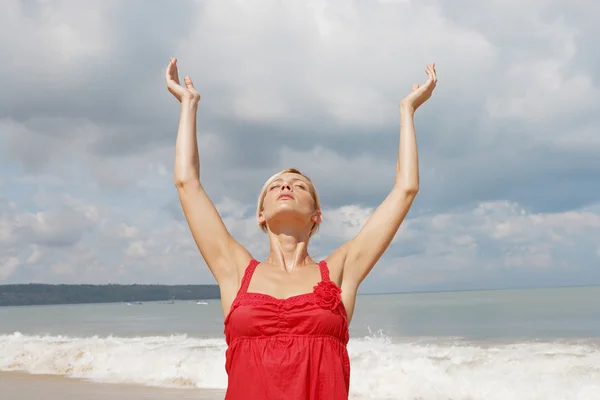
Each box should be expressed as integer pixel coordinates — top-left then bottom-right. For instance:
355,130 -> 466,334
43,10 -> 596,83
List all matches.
425,64 -> 433,80
184,76 -> 195,89
184,76 -> 201,101
166,57 -> 180,85
167,57 -> 177,71
165,58 -> 173,80
427,62 -> 437,83
421,63 -> 437,92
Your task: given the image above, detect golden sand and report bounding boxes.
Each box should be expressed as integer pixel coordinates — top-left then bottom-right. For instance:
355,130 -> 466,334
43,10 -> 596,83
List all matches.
0,371 -> 225,400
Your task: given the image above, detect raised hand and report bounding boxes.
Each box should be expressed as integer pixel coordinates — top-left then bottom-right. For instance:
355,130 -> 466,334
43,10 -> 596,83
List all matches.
400,63 -> 437,112
165,57 -> 201,105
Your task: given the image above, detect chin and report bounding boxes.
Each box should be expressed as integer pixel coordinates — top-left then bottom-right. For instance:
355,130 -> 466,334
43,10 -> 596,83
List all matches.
266,207 -> 311,224
271,207 -> 301,218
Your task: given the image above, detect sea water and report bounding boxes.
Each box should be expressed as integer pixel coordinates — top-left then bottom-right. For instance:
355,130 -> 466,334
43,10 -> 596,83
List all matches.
1,286 -> 599,399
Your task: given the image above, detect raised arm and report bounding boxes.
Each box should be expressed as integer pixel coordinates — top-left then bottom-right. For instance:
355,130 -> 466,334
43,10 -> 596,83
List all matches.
166,58 -> 251,286
338,63 -> 437,288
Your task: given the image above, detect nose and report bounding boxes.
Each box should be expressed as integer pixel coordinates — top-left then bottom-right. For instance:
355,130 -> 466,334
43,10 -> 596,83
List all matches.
280,184 -> 292,192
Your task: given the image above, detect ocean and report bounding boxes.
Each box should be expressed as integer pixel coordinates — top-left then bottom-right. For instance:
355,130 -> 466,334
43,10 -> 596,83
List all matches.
1,286 -> 599,399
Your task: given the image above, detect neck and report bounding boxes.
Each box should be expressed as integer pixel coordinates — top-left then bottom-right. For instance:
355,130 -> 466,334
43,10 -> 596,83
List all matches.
266,227 -> 312,272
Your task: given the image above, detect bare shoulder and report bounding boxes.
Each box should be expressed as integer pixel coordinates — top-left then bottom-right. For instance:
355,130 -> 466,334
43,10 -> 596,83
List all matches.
324,242 -> 359,322
217,247 -> 255,301
324,243 -> 350,288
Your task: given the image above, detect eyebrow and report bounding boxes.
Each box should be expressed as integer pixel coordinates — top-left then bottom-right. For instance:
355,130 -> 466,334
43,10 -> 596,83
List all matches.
270,178 -> 307,185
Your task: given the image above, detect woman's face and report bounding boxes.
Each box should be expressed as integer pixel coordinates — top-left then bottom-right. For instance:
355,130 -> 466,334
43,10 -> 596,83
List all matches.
259,173 -> 320,231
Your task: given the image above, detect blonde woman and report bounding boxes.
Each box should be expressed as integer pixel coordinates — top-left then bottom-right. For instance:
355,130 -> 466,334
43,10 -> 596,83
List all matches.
165,57 -> 437,399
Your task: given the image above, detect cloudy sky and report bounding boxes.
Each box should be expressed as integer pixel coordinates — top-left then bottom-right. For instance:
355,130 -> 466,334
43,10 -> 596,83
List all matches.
1,0 -> 599,293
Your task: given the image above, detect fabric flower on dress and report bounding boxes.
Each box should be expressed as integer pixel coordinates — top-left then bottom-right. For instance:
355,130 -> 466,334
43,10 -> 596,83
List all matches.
313,281 -> 342,311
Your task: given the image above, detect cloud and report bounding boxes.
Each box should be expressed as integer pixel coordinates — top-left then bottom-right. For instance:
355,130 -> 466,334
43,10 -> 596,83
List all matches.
366,200 -> 600,292
0,0 -> 599,289
2,186 -> 599,292
0,257 -> 20,281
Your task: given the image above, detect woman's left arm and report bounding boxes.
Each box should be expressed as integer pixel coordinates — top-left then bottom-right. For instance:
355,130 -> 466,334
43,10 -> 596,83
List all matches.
340,63 -> 437,287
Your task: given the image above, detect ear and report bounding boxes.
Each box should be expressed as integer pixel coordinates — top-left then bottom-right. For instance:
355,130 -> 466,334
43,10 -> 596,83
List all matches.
312,210 -> 323,225
258,211 -> 265,225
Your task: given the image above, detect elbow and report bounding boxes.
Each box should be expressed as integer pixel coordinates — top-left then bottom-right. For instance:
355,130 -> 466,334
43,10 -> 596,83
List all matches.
395,184 -> 419,197
174,177 -> 200,190
406,185 -> 419,195
173,176 -> 186,188
394,174 -> 419,196
404,187 -> 419,198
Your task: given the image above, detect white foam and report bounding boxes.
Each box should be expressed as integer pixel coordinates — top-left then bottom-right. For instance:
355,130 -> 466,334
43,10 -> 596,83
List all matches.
348,332 -> 600,400
0,332 -> 228,389
2,332 -> 599,399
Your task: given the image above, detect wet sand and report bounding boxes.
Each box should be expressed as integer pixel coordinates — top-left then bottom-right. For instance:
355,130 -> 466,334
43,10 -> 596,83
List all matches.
0,371 -> 225,400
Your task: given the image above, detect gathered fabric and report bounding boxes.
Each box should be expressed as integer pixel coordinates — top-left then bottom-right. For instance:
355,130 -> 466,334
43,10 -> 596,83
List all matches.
223,259 -> 350,399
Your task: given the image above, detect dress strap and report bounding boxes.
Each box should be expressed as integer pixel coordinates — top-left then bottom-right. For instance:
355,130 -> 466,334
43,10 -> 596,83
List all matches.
238,259 -> 260,294
318,260 -> 331,282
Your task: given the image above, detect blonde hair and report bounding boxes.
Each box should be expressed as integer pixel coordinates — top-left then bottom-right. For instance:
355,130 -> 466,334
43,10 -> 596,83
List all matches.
257,168 -> 321,237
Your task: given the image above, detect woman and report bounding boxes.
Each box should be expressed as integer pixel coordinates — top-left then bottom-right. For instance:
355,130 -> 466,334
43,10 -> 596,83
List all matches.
165,57 -> 437,399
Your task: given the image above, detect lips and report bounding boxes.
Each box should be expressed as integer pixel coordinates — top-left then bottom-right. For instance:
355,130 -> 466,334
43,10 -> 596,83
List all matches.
277,194 -> 294,200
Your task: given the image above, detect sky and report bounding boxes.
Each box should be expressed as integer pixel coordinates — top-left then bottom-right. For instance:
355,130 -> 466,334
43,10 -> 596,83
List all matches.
1,0 -> 599,293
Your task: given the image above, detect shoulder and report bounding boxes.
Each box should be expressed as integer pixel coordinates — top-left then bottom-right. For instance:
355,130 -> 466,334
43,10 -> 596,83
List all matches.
323,242 -> 351,285
324,243 -> 360,305
218,251 -> 255,296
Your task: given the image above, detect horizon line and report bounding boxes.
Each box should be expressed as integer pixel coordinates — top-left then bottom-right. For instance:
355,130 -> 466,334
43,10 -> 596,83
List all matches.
2,282 -> 598,295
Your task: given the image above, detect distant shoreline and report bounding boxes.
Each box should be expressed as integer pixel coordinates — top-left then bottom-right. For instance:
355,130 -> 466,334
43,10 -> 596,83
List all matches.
2,283 -> 597,307
360,284 -> 600,296
0,283 -> 220,307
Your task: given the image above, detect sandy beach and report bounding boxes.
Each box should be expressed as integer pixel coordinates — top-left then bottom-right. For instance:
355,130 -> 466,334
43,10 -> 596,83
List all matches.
0,372 -> 225,400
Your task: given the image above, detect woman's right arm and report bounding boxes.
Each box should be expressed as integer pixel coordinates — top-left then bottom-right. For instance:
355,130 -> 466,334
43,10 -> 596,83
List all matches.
166,58 -> 251,286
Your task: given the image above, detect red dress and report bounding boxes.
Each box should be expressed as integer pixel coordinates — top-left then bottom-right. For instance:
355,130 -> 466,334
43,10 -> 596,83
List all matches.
224,259 -> 350,399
